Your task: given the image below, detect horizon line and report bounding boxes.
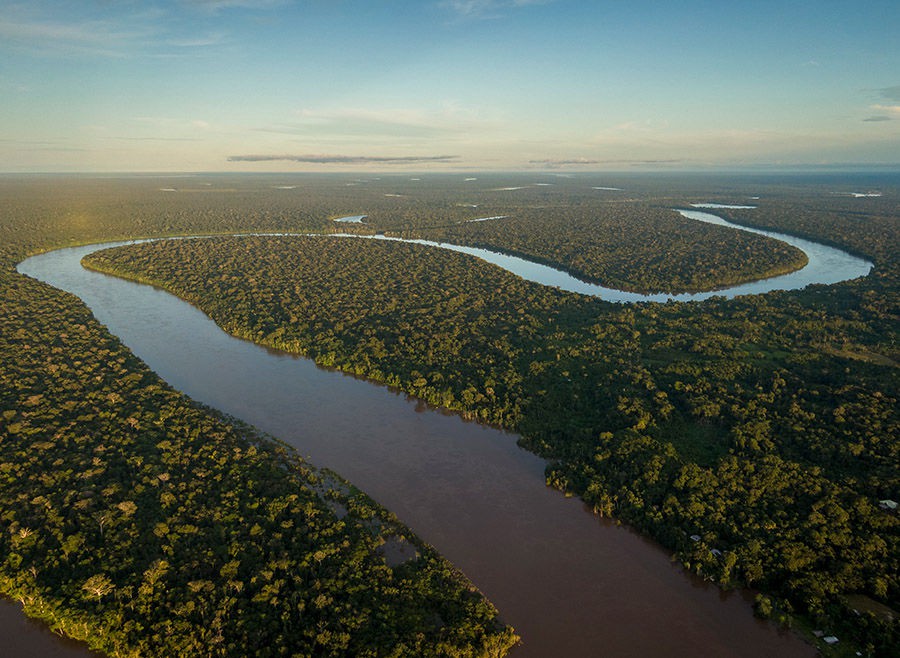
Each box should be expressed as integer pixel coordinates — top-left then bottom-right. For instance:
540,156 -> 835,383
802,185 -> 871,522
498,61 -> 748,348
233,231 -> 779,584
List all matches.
2,164 -> 900,177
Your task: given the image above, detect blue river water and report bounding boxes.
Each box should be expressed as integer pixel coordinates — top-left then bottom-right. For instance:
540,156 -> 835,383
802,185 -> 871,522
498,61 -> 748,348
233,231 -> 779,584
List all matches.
331,207 -> 872,302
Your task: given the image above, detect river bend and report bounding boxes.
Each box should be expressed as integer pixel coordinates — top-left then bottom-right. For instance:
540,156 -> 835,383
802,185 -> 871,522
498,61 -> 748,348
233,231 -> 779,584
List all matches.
335,208 -> 871,302
12,208 -> 862,657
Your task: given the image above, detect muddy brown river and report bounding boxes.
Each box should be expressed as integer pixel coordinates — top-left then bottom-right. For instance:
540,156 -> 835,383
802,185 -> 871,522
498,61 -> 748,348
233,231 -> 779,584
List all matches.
13,236 -> 823,657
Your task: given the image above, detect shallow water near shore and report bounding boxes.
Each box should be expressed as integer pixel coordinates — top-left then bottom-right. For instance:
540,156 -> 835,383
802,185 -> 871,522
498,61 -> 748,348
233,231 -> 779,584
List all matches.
0,598 -> 101,658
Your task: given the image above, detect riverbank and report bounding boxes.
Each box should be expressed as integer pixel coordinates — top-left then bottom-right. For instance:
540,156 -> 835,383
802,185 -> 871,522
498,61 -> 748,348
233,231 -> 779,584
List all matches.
19,239 -> 819,658
5,174 -> 896,657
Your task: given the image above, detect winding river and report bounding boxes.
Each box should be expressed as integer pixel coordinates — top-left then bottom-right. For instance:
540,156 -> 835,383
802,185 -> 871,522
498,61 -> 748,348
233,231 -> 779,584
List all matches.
12,208 -> 870,657
337,207 -> 871,303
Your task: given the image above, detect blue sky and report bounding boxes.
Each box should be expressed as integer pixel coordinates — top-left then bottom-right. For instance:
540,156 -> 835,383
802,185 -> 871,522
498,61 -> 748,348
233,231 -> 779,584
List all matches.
1,0 -> 898,172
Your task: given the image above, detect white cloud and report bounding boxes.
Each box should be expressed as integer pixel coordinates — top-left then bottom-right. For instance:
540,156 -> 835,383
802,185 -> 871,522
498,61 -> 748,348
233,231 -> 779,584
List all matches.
227,153 -> 459,165
0,4 -> 240,58
181,0 -> 290,12
0,16 -> 148,57
862,104 -> 900,122
129,116 -> 216,135
611,119 -> 671,133
440,0 -> 552,19
871,104 -> 900,115
254,104 -> 501,141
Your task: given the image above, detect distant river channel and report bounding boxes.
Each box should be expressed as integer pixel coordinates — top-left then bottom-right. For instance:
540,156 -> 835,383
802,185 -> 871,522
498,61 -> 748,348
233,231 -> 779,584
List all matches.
12,207 -> 863,657
337,207 -> 872,302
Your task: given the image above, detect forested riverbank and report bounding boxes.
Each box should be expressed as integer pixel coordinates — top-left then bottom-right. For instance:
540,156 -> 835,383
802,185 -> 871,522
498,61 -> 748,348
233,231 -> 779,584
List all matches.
400,203 -> 809,294
0,176 -> 518,657
83,177 -> 898,656
3,173 -> 898,657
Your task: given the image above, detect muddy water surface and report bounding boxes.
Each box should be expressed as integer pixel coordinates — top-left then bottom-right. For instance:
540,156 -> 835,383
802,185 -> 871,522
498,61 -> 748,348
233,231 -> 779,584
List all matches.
16,243 -> 818,657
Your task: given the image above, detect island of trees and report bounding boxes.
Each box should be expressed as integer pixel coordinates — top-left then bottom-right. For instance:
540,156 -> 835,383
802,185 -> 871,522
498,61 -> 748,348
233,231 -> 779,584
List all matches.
398,203 -> 808,294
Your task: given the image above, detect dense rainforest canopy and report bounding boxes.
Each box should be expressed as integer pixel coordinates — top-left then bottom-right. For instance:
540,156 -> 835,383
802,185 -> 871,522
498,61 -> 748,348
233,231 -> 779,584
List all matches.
0,176 -> 523,657
398,203 -> 808,294
2,173 -> 898,657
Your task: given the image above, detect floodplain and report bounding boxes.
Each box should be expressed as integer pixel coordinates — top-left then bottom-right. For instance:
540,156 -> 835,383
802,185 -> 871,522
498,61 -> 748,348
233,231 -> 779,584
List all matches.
1,172 -> 897,657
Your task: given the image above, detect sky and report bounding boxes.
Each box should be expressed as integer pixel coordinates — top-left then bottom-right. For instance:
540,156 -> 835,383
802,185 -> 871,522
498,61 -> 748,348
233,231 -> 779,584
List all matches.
1,0 -> 899,172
